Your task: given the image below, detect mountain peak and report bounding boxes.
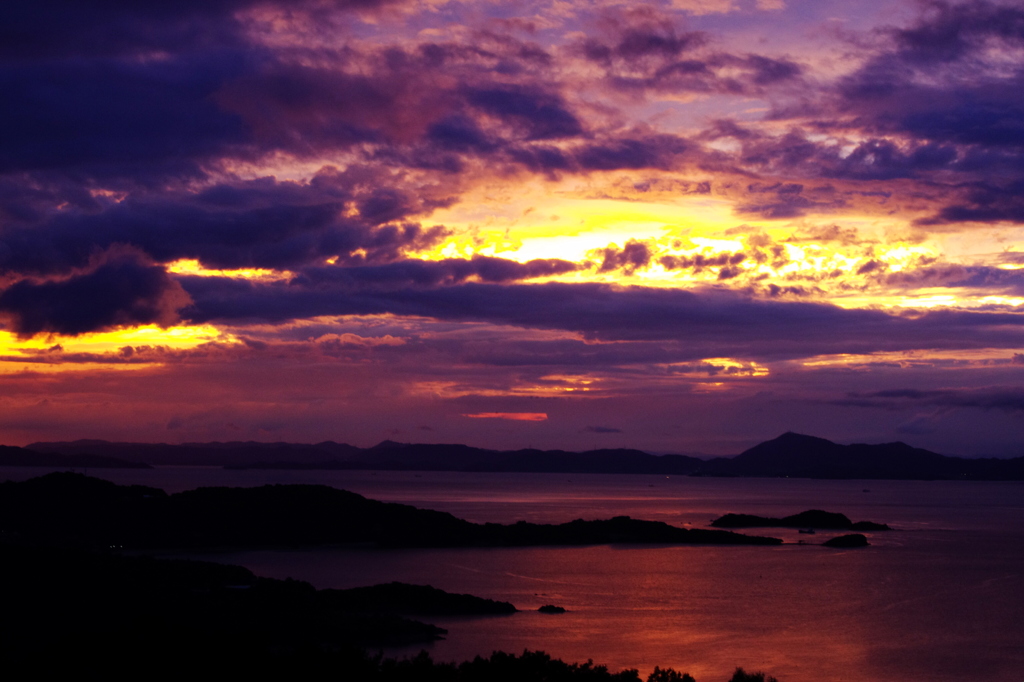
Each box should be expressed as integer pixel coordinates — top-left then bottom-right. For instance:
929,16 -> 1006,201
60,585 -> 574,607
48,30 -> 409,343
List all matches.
732,432 -> 846,466
371,440 -> 409,450
772,432 -> 835,444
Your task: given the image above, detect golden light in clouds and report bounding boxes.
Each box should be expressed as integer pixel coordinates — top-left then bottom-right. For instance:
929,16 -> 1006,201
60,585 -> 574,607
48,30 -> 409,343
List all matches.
675,359 -> 770,377
150,169 -> 1016,318
0,205 -> 990,384
413,175 -> 987,310
0,324 -> 236,372
424,180 -> 740,265
462,413 -> 549,421
166,259 -> 294,282
404,357 -> 770,404
978,296 -> 1024,307
413,380 -> 597,400
800,348 -> 1023,368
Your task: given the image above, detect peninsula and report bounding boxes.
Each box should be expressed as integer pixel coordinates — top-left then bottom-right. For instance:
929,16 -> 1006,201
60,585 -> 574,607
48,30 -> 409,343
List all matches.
0,472 -> 781,549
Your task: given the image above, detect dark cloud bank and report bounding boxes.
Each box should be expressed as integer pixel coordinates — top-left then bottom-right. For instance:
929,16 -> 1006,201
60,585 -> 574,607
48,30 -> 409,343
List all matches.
2,0 -> 1024,346
179,277 -> 1024,361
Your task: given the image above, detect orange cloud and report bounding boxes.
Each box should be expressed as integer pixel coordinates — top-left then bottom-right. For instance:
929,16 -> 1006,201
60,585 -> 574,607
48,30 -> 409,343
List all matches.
461,412 -> 548,421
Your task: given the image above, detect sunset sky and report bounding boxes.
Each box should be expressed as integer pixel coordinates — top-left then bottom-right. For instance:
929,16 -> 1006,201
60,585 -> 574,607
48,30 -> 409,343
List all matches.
2,0 -> 1024,456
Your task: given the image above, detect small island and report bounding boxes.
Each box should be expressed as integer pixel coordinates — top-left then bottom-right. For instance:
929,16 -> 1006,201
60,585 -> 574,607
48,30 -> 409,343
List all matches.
710,510 -> 890,532
822,534 -> 870,548
538,604 -> 567,614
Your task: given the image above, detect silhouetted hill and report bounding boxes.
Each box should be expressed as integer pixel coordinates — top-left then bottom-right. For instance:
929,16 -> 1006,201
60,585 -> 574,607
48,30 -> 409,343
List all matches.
325,582 -> 516,616
822,534 -> 869,548
422,443 -> 703,474
26,439 -> 705,474
2,543 -> 511,673
25,439 -> 361,467
1,543 -> 696,682
0,472 -> 781,550
711,509 -> 890,531
22,431 -> 1024,479
0,444 -> 149,469
241,443 -> 708,475
696,432 -> 1024,480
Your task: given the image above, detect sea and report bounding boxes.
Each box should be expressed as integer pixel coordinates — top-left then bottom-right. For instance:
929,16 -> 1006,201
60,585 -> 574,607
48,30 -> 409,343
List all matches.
3,466 -> 1022,682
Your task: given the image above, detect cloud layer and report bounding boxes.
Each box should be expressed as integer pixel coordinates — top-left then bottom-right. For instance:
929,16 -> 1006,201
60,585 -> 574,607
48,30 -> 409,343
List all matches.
2,0 -> 1024,455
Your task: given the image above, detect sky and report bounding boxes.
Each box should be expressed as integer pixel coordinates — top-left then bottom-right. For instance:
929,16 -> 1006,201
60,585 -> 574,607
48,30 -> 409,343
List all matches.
2,0 -> 1024,456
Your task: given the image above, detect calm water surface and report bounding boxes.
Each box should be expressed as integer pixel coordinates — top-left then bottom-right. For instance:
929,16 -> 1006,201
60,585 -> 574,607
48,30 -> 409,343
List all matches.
4,467 -> 1022,681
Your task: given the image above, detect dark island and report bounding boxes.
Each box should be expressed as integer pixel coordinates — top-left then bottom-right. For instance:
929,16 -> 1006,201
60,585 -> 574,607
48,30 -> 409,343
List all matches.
0,472 -> 781,549
327,581 -> 516,616
0,541 -> 780,681
539,604 -> 567,614
822,534 -> 870,548
0,472 -> 788,680
1,541 -> 780,681
1,543 -> 468,649
711,509 -> 890,532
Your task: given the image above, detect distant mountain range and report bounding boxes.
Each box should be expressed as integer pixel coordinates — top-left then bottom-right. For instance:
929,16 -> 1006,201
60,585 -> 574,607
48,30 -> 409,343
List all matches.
11,432 -> 1024,480
19,439 -> 706,473
0,444 -> 151,470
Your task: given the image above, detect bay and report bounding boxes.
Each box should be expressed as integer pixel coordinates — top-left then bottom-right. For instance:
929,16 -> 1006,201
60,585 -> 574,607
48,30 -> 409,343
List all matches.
3,466 -> 1022,681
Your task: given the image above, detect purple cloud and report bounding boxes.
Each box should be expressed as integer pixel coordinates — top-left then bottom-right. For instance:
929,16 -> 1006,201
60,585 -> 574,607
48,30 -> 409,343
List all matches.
837,387 -> 1024,412
0,251 -> 190,337
178,277 -> 1024,361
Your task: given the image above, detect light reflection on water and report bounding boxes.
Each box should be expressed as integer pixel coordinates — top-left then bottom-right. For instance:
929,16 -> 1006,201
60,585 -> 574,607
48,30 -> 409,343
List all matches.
206,537 -> 1022,682
3,467 -> 1022,681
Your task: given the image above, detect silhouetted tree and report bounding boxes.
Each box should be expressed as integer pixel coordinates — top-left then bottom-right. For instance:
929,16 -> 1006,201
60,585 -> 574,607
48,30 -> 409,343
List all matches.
646,665 -> 696,682
728,667 -> 778,682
